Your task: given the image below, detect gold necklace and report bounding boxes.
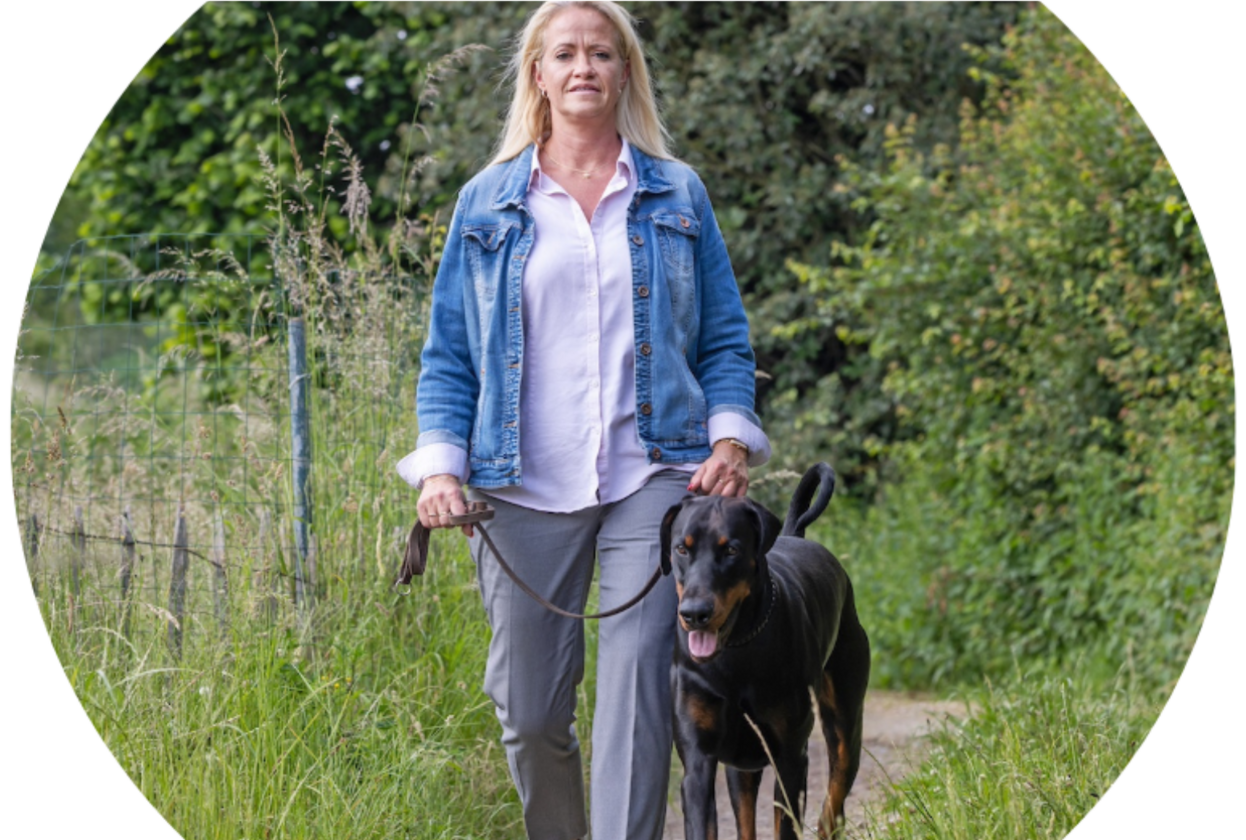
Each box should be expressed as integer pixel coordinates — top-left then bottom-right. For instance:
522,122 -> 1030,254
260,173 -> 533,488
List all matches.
542,150 -> 606,180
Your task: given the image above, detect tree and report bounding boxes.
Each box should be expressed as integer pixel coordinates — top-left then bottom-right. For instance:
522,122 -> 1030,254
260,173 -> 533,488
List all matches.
66,3 -> 443,239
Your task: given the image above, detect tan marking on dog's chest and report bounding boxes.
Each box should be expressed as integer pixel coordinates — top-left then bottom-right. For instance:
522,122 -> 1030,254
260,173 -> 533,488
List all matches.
686,693 -> 719,731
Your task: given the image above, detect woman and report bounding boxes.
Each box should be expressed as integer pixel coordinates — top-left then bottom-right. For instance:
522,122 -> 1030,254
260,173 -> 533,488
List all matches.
397,2 -> 770,837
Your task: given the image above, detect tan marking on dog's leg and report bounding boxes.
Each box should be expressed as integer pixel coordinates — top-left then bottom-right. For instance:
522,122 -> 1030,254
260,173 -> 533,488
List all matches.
817,670 -> 837,708
818,732 -> 851,838
728,769 -> 761,840
817,673 -> 850,839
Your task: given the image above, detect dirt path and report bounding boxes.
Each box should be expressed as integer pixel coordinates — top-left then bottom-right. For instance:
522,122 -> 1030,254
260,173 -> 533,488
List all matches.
662,690 -> 968,839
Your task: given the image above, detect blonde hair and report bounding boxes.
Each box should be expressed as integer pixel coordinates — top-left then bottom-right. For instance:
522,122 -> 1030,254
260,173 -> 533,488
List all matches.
490,0 -> 673,164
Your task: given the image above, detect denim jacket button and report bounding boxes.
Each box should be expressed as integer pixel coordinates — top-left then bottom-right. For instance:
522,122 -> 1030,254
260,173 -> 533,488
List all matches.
651,447 -> 662,460
639,342 -> 652,356
638,285 -> 649,298
632,234 -> 644,245
641,402 -> 652,415
679,216 -> 690,229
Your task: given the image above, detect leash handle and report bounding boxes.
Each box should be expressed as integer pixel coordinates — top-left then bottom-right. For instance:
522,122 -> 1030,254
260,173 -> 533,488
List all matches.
444,502 -> 495,527
395,501 -> 495,590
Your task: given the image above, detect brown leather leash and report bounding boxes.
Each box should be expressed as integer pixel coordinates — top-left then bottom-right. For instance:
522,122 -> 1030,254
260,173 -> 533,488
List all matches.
396,501 -> 663,620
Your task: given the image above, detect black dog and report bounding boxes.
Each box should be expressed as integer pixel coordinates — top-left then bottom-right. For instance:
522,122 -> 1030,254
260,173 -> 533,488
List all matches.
661,463 -> 870,840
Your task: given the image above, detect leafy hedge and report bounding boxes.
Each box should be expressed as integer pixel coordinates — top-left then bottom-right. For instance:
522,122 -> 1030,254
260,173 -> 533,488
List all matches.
798,8 -> 1231,691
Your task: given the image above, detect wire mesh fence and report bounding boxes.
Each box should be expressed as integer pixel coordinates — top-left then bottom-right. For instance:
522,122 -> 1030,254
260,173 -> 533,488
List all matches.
13,233 -> 427,653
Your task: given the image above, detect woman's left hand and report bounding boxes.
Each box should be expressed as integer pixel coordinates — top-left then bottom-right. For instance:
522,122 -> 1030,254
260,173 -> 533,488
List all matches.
687,440 -> 749,497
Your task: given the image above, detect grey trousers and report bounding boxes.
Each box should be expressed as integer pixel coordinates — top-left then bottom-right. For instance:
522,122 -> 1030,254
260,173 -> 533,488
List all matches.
468,471 -> 689,840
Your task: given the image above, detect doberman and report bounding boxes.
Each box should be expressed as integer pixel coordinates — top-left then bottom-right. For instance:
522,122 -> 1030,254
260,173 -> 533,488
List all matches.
661,463 -> 870,840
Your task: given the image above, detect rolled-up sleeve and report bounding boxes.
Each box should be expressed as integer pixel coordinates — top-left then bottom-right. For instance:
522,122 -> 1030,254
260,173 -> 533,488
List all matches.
708,413 -> 771,467
395,442 -> 470,490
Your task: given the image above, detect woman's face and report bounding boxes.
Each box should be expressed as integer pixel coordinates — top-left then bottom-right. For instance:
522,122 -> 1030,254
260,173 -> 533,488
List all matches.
534,6 -> 630,132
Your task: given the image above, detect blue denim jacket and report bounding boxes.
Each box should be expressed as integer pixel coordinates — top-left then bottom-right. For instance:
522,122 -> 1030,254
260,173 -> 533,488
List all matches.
415,143 -> 760,489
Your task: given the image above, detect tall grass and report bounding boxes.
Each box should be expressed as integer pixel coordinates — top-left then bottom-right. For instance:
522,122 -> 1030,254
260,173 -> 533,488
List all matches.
36,529 -> 520,839
862,673 -> 1156,840
15,28 -> 530,839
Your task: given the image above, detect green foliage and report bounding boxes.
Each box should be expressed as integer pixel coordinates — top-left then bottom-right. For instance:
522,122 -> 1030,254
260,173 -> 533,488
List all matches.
872,673 -> 1157,840
54,2 -> 528,248
67,2 -> 408,240
831,438 -> 1221,693
799,8 -> 1230,691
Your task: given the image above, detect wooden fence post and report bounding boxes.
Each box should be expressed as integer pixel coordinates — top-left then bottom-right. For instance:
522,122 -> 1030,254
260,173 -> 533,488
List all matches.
211,511 -> 230,642
120,508 -> 137,640
26,513 -> 39,595
306,534 -> 318,600
167,505 -> 189,658
71,505 -> 86,598
253,509 -> 278,622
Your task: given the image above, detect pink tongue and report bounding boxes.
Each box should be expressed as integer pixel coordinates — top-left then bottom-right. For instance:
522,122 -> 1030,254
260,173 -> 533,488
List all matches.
689,630 -> 718,658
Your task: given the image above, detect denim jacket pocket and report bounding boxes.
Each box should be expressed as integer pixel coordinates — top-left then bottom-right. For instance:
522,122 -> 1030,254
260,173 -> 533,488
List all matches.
463,221 -> 517,302
652,209 -> 701,278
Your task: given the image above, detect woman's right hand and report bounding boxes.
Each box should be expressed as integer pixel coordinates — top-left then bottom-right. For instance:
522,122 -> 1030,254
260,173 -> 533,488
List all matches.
417,474 -> 476,537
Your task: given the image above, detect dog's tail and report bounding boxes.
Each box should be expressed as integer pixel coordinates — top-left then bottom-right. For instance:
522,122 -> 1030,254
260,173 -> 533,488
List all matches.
781,463 -> 837,539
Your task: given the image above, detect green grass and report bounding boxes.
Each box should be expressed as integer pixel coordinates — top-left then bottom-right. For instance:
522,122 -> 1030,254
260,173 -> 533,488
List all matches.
863,672 -> 1157,840
37,529 -> 523,839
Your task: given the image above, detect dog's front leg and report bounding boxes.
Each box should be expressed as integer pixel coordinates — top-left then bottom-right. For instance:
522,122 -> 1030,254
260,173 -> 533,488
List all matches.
679,748 -> 719,840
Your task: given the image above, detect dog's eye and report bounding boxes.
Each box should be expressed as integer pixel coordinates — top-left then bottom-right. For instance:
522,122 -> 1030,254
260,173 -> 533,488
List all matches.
725,545 -> 739,557
674,545 -> 688,556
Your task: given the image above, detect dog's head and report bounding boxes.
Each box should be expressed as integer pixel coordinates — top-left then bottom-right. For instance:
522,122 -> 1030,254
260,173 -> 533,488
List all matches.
660,495 -> 781,661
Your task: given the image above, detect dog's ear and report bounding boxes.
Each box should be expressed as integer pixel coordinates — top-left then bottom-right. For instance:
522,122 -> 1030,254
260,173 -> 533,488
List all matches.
659,500 -> 688,576
746,499 -> 782,560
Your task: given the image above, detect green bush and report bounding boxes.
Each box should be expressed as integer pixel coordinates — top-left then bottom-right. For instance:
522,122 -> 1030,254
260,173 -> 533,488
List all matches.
798,7 -> 1231,692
